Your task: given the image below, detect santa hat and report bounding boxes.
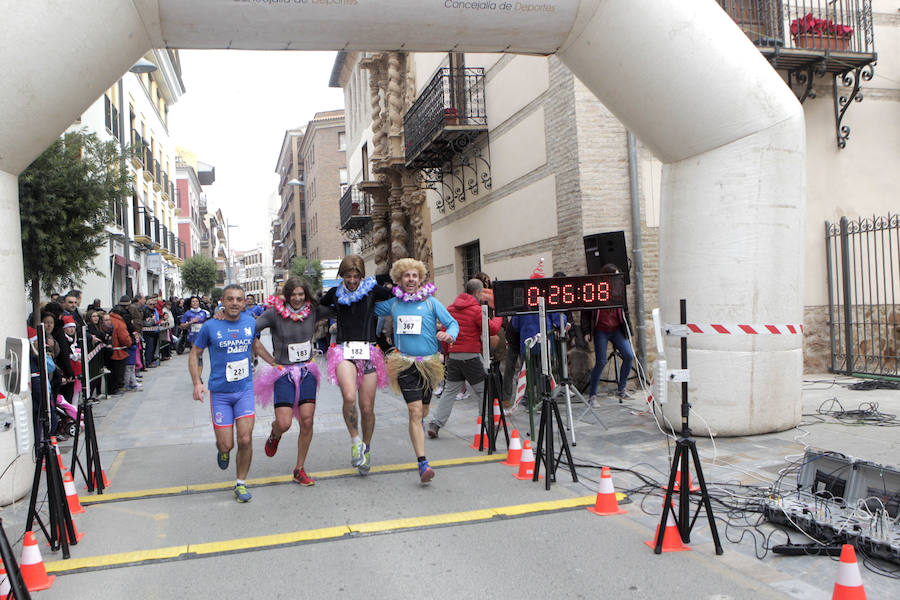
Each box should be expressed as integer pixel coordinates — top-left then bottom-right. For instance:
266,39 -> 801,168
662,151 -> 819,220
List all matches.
62,315 -> 77,329
27,327 -> 38,343
530,257 -> 545,279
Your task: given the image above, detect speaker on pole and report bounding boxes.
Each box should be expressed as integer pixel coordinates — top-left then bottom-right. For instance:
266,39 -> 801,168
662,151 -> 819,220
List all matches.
584,231 -> 630,285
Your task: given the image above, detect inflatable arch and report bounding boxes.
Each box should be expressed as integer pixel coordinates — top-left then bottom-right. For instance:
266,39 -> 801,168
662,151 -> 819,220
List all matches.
1,0 -> 805,438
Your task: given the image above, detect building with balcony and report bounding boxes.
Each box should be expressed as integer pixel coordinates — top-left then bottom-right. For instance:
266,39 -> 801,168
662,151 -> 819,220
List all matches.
296,110 -> 349,262
274,127 -> 304,283
71,49 -> 186,305
175,148 -> 209,260
331,2 -> 897,373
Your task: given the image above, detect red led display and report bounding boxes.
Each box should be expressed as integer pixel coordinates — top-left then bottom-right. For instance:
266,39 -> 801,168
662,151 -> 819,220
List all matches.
493,274 -> 626,316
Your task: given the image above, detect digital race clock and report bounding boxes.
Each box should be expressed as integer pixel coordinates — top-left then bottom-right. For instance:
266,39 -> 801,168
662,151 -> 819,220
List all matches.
492,274 -> 626,316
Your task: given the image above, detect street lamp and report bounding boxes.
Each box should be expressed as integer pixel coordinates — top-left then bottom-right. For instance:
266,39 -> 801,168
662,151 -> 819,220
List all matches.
287,178 -> 316,279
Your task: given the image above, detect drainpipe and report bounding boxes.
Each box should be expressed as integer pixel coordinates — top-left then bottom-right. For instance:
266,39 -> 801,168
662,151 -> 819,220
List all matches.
627,131 -> 646,368
118,76 -> 133,298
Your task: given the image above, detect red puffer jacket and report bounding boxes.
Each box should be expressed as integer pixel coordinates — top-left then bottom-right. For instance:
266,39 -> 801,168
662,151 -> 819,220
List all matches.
446,293 -> 501,354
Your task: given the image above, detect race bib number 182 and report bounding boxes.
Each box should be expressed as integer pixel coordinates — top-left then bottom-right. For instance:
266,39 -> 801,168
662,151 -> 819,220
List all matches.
343,342 -> 370,361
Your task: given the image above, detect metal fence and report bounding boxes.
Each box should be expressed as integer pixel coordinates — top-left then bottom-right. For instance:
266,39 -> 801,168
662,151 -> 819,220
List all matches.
826,214 -> 900,377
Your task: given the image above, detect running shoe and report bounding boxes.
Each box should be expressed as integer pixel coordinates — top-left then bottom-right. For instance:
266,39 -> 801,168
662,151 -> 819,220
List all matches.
418,459 -> 434,483
293,468 -> 315,486
234,483 -> 252,502
217,450 -> 230,470
427,423 -> 440,439
264,433 -> 280,457
358,448 -> 371,476
351,441 -> 365,467
615,389 -> 633,401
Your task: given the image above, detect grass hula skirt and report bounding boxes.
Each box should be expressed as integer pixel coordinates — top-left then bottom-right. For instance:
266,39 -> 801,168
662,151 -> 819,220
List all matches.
326,344 -> 389,389
254,363 -> 321,420
385,352 -> 444,395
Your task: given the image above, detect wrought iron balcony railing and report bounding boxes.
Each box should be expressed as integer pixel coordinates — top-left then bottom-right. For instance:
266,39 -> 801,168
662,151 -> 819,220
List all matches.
339,187 -> 373,231
404,67 -> 487,169
720,0 -> 875,73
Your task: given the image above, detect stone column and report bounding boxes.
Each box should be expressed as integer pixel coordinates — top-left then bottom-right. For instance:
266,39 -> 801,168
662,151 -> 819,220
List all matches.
388,172 -> 409,262
369,181 -> 391,275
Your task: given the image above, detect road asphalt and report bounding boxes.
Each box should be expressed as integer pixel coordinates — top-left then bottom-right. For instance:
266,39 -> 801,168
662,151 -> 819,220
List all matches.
1,333 -> 897,599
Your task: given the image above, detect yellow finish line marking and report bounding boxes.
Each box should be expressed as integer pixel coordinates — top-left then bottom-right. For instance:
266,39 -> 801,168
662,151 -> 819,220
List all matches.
79,453 -> 507,505
45,495 -> 615,574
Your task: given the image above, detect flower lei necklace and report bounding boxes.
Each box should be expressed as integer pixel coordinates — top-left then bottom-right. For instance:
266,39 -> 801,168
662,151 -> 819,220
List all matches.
393,282 -> 436,302
265,295 -> 312,322
336,276 -> 376,305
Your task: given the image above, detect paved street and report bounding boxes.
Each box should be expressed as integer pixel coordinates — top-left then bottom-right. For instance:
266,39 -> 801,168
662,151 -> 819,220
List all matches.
1,337 -> 898,598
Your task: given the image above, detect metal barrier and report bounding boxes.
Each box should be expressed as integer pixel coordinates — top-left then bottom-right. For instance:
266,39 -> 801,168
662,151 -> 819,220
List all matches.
826,214 -> 900,377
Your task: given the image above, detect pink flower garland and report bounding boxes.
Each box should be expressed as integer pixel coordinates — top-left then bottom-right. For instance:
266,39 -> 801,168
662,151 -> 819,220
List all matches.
392,282 -> 437,302
264,295 -> 312,322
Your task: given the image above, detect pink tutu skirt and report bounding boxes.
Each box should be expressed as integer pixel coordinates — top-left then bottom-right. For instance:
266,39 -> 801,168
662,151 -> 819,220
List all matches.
325,343 -> 389,389
254,362 -> 321,420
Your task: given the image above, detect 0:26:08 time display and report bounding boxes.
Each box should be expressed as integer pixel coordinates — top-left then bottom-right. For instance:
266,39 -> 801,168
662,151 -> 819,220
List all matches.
526,281 -> 609,307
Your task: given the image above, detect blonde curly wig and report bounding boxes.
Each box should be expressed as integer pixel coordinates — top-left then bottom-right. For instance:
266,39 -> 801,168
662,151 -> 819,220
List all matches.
389,258 -> 427,284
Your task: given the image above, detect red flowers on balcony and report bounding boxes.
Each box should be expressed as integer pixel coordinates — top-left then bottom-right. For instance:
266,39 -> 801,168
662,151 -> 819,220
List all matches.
790,12 -> 854,38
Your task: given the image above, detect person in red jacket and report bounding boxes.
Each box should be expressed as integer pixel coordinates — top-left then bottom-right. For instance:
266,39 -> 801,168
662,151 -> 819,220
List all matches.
427,279 -> 502,438
108,310 -> 132,396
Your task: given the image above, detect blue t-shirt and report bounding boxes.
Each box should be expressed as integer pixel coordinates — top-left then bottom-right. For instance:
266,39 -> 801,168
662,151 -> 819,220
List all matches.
193,313 -> 257,393
244,304 -> 264,318
375,296 -> 459,357
180,309 -> 208,343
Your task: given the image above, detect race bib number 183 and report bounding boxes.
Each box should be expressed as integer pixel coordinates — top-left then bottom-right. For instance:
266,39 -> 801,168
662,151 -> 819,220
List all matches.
288,341 -> 311,363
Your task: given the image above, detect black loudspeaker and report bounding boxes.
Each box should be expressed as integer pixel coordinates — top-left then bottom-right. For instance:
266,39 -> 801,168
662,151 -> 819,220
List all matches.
584,231 -> 630,285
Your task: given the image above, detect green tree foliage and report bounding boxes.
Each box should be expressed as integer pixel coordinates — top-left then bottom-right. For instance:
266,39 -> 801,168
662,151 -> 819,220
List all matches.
19,130 -> 132,324
289,257 -> 323,295
180,254 -> 217,295
210,287 -> 224,305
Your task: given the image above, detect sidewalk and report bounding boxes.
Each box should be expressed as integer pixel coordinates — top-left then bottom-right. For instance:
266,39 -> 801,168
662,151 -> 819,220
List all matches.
1,340 -> 897,598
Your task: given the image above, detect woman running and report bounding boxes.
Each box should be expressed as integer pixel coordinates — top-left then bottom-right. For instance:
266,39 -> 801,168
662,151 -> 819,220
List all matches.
254,277 -> 331,486
319,255 -> 392,475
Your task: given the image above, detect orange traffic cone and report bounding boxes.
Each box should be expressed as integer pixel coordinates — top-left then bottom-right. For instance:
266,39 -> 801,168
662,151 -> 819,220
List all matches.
63,472 -> 85,514
19,531 -> 55,591
492,399 -> 501,427
54,518 -> 85,545
587,466 -> 626,515
469,416 -> 488,450
832,544 -> 866,599
50,436 -> 65,471
501,429 -> 522,466
85,469 -> 111,491
0,565 -> 9,597
514,440 -> 542,480
644,503 -> 690,552
665,469 -> 700,493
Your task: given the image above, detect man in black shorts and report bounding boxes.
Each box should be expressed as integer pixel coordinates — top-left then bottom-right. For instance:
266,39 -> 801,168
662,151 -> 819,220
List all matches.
376,258 -> 458,483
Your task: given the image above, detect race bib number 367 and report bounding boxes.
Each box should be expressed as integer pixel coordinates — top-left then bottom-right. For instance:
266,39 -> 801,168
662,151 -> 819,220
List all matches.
226,358 -> 249,382
397,315 -> 422,335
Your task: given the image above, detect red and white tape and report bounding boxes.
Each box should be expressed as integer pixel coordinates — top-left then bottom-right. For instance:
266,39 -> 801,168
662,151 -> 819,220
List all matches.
686,324 -> 803,335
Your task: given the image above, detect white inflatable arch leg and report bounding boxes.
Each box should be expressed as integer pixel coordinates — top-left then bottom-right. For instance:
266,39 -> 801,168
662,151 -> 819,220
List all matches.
558,1 -> 805,435
0,0 -> 804,436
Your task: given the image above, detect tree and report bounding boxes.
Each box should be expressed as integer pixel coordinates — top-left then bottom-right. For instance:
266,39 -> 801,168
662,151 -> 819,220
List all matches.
19,130 -> 132,327
210,287 -> 224,305
289,257 -> 323,295
181,254 -> 217,295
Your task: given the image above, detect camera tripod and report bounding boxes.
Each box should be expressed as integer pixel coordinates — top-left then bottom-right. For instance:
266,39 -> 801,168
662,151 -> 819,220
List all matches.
26,325 -> 78,558
653,299 -> 722,555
